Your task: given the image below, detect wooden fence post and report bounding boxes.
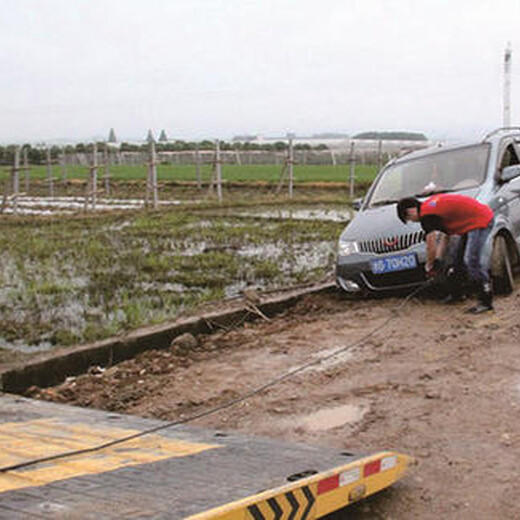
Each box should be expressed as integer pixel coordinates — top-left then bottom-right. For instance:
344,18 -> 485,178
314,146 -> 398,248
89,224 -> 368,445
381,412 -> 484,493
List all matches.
330,149 -> 337,166
349,141 -> 356,198
146,140 -> 159,209
46,147 -> 54,197
103,142 -> 111,196
12,146 -> 20,215
215,139 -> 222,202
60,148 -> 67,183
23,147 -> 29,194
288,138 -> 294,198
195,145 -> 202,190
85,143 -> 98,211
377,139 -> 383,172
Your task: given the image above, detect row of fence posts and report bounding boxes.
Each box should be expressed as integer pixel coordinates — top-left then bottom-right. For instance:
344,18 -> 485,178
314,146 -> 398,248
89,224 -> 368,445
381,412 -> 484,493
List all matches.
3,138 -> 380,215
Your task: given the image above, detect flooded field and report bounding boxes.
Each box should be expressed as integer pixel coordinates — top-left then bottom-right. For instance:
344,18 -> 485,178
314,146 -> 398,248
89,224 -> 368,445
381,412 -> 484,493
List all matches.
0,200 -> 348,354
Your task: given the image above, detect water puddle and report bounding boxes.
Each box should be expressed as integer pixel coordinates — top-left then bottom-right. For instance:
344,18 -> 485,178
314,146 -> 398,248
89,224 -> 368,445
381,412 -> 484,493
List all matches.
238,207 -> 352,222
2,196 -> 184,215
299,404 -> 368,431
0,339 -> 54,354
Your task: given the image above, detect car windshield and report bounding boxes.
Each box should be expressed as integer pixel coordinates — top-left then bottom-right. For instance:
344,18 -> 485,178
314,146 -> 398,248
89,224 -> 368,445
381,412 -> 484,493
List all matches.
367,144 -> 490,207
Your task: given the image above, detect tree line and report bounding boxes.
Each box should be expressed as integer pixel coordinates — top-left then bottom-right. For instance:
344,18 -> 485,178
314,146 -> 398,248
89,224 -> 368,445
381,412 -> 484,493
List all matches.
0,140 -> 329,165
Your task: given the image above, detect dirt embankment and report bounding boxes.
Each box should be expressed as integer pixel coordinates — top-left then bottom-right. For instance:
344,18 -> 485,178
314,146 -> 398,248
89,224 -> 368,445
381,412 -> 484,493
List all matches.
29,288 -> 520,519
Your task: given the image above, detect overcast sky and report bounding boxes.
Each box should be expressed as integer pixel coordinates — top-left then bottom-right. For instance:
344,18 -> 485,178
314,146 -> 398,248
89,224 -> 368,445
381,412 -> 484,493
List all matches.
1,0 -> 519,143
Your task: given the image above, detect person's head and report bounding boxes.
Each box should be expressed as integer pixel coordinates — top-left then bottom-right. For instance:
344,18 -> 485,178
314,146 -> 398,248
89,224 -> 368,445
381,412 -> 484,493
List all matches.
396,197 -> 421,223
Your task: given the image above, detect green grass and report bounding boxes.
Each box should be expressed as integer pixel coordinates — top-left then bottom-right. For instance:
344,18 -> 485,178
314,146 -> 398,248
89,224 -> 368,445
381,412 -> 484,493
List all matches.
0,204 -> 346,349
1,164 -> 378,184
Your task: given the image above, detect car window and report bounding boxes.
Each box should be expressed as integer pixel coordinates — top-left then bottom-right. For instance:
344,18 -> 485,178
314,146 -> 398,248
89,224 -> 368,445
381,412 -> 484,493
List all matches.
499,143 -> 520,171
367,144 -> 490,207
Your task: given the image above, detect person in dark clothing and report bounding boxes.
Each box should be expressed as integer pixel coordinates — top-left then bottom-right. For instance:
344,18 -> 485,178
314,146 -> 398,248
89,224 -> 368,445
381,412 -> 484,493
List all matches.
397,194 -> 495,314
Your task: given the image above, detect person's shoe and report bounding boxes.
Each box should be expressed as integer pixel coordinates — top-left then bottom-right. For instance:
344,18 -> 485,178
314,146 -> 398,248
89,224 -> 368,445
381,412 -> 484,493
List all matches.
466,282 -> 494,314
465,302 -> 494,314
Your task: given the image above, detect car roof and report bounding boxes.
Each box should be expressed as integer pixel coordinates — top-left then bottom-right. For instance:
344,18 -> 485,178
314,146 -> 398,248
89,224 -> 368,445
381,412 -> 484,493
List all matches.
391,127 -> 520,166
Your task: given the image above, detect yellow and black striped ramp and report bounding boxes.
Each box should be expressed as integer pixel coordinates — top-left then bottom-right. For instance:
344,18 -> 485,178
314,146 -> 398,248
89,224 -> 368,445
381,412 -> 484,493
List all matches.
0,395 -> 411,519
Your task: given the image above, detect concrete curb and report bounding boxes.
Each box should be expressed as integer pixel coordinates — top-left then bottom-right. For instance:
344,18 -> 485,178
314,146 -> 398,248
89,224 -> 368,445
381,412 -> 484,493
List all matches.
0,282 -> 337,394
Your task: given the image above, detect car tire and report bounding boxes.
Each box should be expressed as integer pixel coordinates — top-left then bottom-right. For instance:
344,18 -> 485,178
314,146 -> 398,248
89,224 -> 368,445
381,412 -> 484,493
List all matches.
491,235 -> 514,295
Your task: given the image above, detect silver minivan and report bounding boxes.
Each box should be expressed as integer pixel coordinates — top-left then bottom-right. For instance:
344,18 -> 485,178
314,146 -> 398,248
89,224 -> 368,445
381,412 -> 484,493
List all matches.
336,128 -> 520,295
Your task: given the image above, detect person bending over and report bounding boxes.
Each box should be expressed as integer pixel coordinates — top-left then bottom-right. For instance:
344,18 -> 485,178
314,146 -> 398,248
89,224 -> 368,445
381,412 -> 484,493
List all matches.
397,194 -> 494,314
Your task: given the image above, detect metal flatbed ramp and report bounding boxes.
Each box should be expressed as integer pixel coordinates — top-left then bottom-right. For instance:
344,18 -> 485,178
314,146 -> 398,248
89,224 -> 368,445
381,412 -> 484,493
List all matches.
0,395 -> 411,519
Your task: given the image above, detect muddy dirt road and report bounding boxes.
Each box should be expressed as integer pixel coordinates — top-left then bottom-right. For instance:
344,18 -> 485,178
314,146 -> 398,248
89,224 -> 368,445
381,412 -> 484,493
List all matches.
31,288 -> 520,519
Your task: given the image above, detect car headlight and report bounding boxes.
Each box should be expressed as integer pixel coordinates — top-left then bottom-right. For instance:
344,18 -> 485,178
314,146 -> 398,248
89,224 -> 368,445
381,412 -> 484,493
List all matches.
338,240 -> 359,256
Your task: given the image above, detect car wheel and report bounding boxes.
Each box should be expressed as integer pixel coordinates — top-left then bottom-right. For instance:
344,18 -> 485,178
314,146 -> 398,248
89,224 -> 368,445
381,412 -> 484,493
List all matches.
491,235 -> 514,295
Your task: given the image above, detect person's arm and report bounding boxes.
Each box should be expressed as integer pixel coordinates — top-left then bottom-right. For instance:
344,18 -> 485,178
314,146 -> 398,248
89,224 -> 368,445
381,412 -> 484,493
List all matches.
420,215 -> 448,272
425,232 -> 449,271
425,231 -> 438,271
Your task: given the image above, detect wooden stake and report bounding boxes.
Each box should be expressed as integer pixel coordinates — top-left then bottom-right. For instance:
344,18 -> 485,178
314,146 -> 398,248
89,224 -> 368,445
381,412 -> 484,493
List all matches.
195,145 -> 202,190
377,139 -> 383,172
46,147 -> 54,198
288,138 -> 294,198
146,140 -> 159,209
215,140 -> 222,202
23,147 -> 29,194
60,148 -> 67,182
12,146 -> 20,215
103,142 -> 111,196
349,141 -> 356,198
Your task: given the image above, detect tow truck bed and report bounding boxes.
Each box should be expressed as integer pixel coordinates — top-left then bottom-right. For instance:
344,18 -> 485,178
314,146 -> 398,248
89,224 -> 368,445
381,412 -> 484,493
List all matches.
0,394 -> 411,519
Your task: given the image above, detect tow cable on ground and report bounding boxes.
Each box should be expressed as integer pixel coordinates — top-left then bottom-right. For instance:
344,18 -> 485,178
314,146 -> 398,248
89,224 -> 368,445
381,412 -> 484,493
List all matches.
0,282 -> 431,474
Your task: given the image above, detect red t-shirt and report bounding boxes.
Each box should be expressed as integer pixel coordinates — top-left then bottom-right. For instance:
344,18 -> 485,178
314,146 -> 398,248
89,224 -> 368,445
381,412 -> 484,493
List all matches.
420,194 -> 493,235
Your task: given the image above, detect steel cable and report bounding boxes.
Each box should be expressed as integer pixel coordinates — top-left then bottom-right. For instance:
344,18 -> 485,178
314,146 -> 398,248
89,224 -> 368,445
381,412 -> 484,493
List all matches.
0,282 -> 430,474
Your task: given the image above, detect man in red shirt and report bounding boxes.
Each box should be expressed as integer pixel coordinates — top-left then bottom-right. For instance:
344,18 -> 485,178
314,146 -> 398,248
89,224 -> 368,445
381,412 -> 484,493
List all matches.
397,194 -> 495,314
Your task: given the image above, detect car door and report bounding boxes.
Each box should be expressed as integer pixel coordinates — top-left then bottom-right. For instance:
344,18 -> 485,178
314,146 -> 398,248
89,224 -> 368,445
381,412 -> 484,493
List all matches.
495,138 -> 520,242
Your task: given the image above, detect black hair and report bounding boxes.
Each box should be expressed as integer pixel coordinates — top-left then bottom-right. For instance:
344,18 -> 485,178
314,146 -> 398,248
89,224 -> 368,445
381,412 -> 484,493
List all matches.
396,197 -> 421,223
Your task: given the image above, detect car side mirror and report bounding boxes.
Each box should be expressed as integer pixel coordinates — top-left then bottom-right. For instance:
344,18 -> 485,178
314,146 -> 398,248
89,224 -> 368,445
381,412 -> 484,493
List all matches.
352,198 -> 363,211
499,164 -> 520,183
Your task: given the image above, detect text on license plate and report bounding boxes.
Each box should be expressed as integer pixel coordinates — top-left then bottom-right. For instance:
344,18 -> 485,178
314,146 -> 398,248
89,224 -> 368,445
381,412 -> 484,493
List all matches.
370,253 -> 417,274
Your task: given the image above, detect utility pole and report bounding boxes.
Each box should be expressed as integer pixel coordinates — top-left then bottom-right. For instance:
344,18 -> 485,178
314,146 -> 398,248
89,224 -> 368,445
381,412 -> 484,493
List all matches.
504,43 -> 512,128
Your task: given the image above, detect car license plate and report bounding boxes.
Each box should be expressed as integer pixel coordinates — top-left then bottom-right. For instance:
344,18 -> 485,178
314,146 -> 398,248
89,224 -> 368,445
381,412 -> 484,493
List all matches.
370,253 -> 417,274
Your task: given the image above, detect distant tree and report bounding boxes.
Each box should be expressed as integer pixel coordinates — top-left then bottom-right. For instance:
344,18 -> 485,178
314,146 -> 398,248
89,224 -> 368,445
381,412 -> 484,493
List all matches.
146,129 -> 155,143
199,140 -> 214,150
354,131 -> 428,141
219,141 -> 234,151
50,145 -> 62,159
158,130 -> 168,142
120,142 -> 138,152
25,145 -> 45,164
108,128 -> 117,143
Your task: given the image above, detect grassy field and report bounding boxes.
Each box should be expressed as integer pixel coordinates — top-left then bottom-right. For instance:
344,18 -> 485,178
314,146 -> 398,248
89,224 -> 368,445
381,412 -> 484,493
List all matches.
0,199 -> 346,354
1,163 -> 379,184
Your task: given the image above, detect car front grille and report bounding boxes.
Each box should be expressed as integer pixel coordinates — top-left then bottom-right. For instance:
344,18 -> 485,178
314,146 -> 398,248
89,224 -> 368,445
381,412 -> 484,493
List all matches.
358,231 -> 425,255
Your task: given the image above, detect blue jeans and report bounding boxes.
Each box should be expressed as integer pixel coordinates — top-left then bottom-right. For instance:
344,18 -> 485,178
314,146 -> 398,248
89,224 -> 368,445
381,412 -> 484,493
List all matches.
463,219 -> 494,284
